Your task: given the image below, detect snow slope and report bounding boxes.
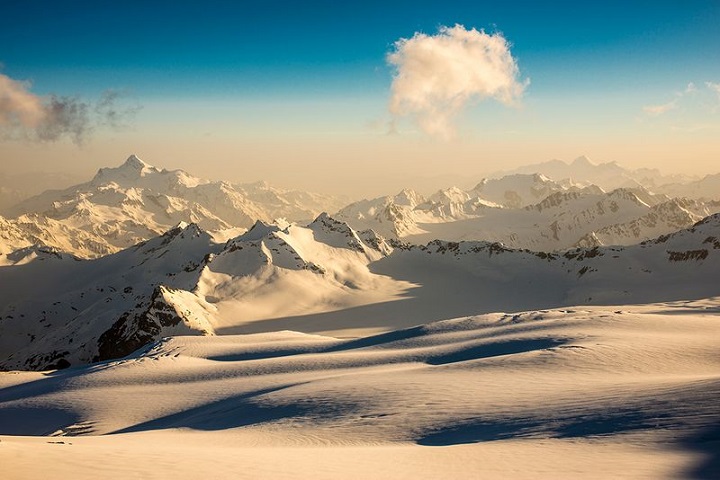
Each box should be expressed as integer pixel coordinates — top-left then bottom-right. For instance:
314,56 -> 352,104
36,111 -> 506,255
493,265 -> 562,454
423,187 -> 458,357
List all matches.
2,213 -> 719,370
1,299 -> 718,479
0,223 -> 222,370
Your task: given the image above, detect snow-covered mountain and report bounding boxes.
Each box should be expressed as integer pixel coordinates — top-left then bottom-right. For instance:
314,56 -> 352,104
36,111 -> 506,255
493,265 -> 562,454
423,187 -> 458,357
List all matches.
0,222 -> 221,369
574,197 -> 719,248
656,172 -> 720,201
493,155 -> 697,191
469,173 -> 596,208
4,155 -> 714,259
0,213 -> 121,258
2,155 -> 346,258
2,212 -> 719,371
337,180 -> 719,250
335,175 -> 597,240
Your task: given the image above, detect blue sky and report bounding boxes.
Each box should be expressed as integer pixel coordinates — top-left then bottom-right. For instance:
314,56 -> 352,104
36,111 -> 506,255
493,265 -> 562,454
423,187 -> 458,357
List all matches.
3,1 -> 718,96
1,1 -> 720,195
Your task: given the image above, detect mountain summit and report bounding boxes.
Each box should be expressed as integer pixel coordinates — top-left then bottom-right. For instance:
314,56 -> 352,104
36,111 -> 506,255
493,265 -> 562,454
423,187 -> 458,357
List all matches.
2,155 -> 346,258
91,154 -> 162,186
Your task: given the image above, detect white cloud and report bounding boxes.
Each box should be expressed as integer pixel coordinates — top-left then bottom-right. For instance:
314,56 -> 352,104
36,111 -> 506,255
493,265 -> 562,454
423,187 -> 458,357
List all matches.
387,25 -> 528,139
643,100 -> 677,117
642,82 -> 718,117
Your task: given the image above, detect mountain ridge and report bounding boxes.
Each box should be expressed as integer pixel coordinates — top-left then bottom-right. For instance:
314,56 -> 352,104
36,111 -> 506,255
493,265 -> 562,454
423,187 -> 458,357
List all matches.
2,212 -> 718,371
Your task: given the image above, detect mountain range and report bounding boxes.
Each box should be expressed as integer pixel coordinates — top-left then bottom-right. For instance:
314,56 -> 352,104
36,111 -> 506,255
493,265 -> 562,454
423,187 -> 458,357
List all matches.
2,211 -> 719,371
2,154 -> 720,479
336,179 -> 719,250
1,155 -> 347,258
3,155 -> 718,260
2,153 -> 720,372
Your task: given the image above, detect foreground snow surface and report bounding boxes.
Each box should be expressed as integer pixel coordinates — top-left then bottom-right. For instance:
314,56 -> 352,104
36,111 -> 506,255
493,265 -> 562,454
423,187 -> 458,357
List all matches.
1,299 -> 719,479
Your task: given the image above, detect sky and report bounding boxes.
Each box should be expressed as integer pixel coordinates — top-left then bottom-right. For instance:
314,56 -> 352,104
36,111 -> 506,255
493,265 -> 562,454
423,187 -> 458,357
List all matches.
1,0 -> 720,196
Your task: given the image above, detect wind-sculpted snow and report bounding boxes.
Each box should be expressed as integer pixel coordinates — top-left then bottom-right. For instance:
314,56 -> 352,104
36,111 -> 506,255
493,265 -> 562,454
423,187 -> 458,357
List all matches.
1,300 -> 719,478
2,154 -> 720,479
2,213 -> 719,371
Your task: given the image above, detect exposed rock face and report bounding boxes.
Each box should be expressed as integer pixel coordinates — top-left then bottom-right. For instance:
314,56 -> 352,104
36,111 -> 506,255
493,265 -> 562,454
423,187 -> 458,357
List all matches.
96,286 -> 185,362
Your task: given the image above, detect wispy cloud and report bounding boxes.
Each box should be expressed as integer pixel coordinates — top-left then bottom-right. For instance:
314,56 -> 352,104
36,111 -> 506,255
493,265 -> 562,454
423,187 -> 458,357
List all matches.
641,81 -> 720,132
642,82 -> 706,117
387,25 -> 528,140
706,81 -> 720,100
642,101 -> 677,117
0,72 -> 139,145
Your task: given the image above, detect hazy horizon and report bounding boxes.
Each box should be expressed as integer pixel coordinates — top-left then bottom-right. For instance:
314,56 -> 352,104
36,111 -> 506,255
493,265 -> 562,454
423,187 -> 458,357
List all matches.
2,1 -> 720,197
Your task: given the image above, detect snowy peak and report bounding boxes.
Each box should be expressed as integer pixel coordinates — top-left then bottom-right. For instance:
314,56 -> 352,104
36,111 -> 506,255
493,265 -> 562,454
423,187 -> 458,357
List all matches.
470,173 -> 569,208
3,155 -> 346,258
429,186 -> 471,205
393,189 -> 423,207
163,221 -> 204,240
309,213 -> 366,252
92,154 -> 161,185
3,244 -> 79,265
235,220 -> 283,242
2,211 -> 720,370
96,285 -> 215,362
606,188 -> 649,207
123,154 -> 150,170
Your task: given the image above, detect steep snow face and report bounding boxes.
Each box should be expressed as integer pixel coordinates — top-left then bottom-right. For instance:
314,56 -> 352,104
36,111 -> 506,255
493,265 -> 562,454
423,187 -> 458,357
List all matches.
4,155 -> 345,258
90,155 -> 177,188
575,198 -> 705,248
194,214 -> 401,333
0,223 -> 222,370
2,214 -> 719,370
334,189 -> 429,238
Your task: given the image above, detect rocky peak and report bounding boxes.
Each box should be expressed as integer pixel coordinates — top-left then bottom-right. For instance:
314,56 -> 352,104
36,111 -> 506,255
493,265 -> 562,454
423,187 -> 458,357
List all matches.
123,154 -> 149,170
91,154 -> 159,186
